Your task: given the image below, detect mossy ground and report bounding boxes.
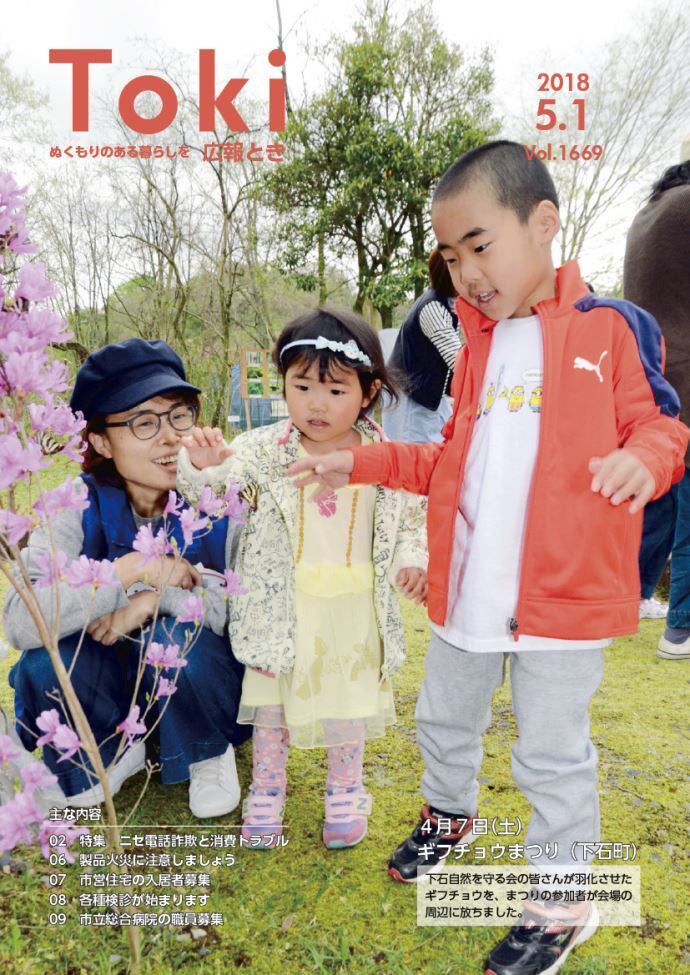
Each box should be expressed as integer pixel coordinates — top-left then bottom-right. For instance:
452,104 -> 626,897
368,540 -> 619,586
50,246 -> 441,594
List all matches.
0,462 -> 687,974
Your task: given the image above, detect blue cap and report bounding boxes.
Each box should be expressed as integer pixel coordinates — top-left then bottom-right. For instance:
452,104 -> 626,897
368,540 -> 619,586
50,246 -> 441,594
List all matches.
70,338 -> 201,420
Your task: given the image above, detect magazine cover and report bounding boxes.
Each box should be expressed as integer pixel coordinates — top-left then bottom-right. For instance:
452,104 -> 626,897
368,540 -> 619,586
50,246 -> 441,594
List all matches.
1,1 -> 688,973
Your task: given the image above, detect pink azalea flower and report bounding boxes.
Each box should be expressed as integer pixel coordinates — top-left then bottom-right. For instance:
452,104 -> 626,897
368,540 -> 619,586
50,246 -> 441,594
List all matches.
64,555 -> 116,589
145,641 -> 166,668
0,433 -> 46,490
40,358 -> 70,394
0,509 -> 33,546
155,676 -> 177,698
36,711 -> 81,761
37,821 -> 87,863
197,485 -> 225,518
29,400 -> 84,437
34,550 -> 68,588
161,643 -> 187,670
4,222 -> 35,256
88,559 -> 116,588
164,490 -> 184,518
35,709 -> 62,748
2,349 -> 69,398
15,261 -> 57,302
20,761 -> 58,793
0,792 -> 42,851
34,478 -> 89,517
53,725 -> 81,762
0,311 -> 71,357
0,733 -> 21,765
223,569 -> 248,597
117,705 -> 147,747
24,307 -> 71,347
63,434 -> 87,463
132,524 -> 172,565
176,594 -> 204,625
224,482 -> 248,524
179,507 -> 209,546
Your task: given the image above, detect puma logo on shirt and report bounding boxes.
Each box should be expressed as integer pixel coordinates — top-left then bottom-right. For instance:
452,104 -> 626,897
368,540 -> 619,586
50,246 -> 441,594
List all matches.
573,350 -> 608,383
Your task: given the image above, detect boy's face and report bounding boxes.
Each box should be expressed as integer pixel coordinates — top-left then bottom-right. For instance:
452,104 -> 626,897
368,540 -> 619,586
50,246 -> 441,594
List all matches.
432,180 -> 560,321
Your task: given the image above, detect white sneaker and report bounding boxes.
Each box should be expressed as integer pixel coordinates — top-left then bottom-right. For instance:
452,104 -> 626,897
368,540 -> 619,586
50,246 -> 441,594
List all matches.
189,745 -> 241,818
657,632 -> 690,659
66,741 -> 147,808
640,597 -> 668,619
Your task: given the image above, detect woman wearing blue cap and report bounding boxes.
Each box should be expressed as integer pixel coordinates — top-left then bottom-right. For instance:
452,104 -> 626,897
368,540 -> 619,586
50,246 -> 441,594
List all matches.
5,338 -> 250,816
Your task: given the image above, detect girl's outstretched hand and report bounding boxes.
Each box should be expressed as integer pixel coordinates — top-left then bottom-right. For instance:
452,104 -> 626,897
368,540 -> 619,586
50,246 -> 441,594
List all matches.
181,426 -> 233,470
287,450 -> 355,498
396,567 -> 428,605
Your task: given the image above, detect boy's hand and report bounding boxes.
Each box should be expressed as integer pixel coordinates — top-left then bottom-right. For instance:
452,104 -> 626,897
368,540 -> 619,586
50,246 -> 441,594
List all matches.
588,449 -> 655,514
180,426 -> 233,470
396,567 -> 427,605
287,451 -> 354,499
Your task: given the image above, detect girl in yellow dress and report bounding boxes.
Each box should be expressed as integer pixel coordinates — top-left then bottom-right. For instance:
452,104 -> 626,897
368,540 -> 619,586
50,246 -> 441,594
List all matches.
178,309 -> 427,849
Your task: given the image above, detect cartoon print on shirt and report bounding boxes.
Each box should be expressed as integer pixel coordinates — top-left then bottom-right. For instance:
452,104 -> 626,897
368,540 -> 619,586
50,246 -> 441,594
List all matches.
476,365 -> 540,418
573,350 -> 608,383
508,385 -> 525,412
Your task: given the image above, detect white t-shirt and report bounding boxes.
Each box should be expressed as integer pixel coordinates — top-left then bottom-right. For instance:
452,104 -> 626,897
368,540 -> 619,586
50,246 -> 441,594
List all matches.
432,315 -> 611,652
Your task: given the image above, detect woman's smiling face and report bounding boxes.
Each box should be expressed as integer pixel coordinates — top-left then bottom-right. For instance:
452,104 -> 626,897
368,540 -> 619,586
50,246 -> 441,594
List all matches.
88,394 -> 192,516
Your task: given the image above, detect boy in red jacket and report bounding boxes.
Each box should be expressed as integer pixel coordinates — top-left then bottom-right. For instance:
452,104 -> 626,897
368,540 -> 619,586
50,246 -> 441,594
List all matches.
290,141 -> 688,975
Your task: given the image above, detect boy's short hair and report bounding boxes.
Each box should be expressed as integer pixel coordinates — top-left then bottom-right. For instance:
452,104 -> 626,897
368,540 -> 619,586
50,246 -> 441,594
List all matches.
433,140 -> 559,223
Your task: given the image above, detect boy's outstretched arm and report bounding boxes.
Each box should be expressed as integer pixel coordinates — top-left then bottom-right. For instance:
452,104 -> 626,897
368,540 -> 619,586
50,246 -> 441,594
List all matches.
288,440 -> 445,498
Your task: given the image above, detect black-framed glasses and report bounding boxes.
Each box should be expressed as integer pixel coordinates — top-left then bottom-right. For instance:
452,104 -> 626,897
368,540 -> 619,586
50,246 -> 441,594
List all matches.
103,403 -> 199,441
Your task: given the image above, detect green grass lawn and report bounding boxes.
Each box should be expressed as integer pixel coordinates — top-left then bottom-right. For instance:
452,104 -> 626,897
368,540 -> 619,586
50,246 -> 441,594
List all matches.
0,463 -> 688,973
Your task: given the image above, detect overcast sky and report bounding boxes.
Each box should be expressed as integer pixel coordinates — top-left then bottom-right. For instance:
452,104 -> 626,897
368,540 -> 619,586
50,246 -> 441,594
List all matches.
4,0 -> 690,288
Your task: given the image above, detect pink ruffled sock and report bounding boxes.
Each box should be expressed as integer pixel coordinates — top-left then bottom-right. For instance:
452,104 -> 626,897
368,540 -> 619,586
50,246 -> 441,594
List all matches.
242,706 -> 289,848
323,720 -> 370,848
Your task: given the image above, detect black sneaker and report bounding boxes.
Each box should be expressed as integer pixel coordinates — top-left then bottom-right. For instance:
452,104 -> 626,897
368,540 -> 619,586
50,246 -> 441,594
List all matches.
484,904 -> 599,975
387,803 -> 475,883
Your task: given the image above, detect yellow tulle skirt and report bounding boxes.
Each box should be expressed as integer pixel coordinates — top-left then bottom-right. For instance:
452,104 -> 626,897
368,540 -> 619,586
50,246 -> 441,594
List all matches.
238,563 -> 396,749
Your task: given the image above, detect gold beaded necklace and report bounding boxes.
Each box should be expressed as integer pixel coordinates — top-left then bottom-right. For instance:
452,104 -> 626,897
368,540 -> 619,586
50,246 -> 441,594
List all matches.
295,486 -> 360,568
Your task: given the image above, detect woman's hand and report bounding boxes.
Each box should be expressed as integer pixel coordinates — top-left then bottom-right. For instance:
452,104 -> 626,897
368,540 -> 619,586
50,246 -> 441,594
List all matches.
396,567 -> 428,605
87,591 -> 158,646
114,552 -> 201,590
180,426 -> 234,470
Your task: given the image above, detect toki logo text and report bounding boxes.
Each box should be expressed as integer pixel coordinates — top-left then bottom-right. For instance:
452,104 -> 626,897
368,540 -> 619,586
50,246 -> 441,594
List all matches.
49,49 -> 287,134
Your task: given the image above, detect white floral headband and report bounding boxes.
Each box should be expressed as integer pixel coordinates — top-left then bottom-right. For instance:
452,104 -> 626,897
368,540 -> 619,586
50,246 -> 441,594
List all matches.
279,336 -> 373,368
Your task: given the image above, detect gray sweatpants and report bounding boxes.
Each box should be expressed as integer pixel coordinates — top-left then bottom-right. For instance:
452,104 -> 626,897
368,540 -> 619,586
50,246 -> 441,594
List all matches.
416,632 -> 604,869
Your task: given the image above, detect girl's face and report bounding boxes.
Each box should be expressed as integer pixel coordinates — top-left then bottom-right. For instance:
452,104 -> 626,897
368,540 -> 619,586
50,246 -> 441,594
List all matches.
284,358 -> 379,451
88,394 -> 190,515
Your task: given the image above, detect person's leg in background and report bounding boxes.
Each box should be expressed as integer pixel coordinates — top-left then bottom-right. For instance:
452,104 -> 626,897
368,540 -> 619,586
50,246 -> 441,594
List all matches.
659,468 -> 690,659
638,486 -> 677,619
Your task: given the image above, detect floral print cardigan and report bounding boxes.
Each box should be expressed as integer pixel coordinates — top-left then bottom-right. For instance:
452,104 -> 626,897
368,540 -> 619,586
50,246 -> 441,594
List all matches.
177,416 -> 428,678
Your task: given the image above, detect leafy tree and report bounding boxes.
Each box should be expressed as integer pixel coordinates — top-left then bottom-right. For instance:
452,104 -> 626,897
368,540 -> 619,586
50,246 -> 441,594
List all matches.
264,0 -> 498,326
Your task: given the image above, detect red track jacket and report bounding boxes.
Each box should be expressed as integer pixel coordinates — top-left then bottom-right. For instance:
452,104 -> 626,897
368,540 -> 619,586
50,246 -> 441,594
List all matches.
352,262 -> 689,641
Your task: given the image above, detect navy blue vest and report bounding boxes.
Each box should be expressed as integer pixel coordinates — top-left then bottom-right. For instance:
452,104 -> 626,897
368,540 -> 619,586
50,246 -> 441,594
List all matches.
80,474 -> 228,571
389,289 -> 459,410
